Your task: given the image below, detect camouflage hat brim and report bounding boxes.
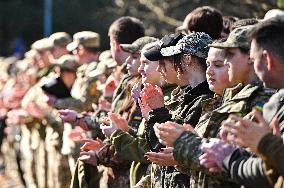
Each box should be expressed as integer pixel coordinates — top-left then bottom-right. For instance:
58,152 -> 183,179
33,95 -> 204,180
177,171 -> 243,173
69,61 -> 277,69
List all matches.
120,44 -> 139,53
67,41 -> 79,52
209,41 -> 250,49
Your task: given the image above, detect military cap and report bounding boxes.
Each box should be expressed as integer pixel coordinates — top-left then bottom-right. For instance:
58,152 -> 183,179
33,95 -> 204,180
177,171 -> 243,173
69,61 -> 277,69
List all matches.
49,32 -> 72,47
98,50 -> 116,69
67,31 -> 100,52
120,36 -> 159,53
144,32 -> 212,60
209,26 -> 252,50
143,33 -> 184,61
55,54 -> 79,72
24,49 -> 38,59
31,38 -> 53,51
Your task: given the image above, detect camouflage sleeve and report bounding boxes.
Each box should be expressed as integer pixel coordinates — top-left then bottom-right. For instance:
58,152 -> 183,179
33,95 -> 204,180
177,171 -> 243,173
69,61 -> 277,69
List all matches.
222,148 -> 272,187
96,143 -> 131,171
110,129 -> 149,163
145,107 -> 172,152
54,97 -> 85,112
173,131 -> 230,179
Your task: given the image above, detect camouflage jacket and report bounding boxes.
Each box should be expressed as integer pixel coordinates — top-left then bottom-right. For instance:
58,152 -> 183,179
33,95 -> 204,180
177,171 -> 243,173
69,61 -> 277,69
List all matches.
54,61 -> 101,112
110,83 -> 176,186
147,81 -> 213,188
173,81 -> 273,188
222,89 -> 284,188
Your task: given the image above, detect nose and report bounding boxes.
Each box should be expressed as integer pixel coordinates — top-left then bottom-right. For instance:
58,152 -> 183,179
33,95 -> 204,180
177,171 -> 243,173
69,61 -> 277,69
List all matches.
206,64 -> 214,76
126,56 -> 131,64
138,63 -> 144,74
156,63 -> 162,72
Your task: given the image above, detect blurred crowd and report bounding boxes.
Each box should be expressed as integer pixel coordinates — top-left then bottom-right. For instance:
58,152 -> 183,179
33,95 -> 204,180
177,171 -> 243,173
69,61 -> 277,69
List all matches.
0,6 -> 284,188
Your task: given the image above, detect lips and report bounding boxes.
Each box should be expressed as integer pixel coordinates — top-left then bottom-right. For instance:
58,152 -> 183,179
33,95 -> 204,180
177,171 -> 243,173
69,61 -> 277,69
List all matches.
207,77 -> 216,84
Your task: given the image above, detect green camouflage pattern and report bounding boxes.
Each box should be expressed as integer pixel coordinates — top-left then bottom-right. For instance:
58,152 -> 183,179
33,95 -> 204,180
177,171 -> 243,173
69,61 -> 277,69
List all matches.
173,81 -> 274,188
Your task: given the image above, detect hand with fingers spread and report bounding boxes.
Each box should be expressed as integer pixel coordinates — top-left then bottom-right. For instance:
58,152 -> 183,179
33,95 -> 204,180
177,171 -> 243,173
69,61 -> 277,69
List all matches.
145,147 -> 178,166
103,78 -> 117,97
80,138 -> 104,152
140,83 -> 164,110
199,138 -> 236,173
79,150 -> 98,166
100,112 -> 126,138
221,110 -> 272,153
154,121 -> 195,147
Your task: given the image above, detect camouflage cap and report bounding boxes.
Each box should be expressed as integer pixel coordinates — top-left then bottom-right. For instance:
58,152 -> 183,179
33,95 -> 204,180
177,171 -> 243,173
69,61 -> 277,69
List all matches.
49,32 -> 72,47
24,49 -> 38,59
67,31 -> 100,52
160,32 -> 213,58
55,54 -> 79,72
209,26 -> 252,49
98,50 -> 116,69
120,36 -> 159,53
31,38 -> 53,52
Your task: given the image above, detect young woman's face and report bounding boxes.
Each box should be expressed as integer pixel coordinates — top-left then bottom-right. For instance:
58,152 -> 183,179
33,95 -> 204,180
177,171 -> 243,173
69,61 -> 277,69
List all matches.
206,48 -> 231,95
224,48 -> 251,86
125,52 -> 141,76
138,54 -> 162,85
156,58 -> 178,84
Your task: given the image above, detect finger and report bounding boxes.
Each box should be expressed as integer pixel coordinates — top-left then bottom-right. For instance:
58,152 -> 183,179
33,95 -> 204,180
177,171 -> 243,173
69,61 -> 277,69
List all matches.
161,147 -> 173,153
252,109 -> 268,126
271,117 -> 281,137
209,167 -> 223,173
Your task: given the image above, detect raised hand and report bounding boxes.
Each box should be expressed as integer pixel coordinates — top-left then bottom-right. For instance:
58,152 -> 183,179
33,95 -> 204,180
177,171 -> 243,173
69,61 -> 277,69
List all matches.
58,109 -> 78,124
145,147 -> 178,166
221,110 -> 271,153
140,83 -> 164,110
154,121 -> 188,147
68,126 -> 87,142
200,138 -> 236,173
80,138 -> 104,151
79,150 -> 98,166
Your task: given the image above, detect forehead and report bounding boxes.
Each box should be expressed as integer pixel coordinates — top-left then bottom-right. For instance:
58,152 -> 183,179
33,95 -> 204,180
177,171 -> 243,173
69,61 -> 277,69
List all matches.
207,48 -> 225,60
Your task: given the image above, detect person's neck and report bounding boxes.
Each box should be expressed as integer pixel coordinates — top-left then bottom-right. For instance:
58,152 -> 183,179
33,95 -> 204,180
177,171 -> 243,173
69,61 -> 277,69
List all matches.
243,71 -> 258,85
178,70 -> 206,88
82,55 -> 97,64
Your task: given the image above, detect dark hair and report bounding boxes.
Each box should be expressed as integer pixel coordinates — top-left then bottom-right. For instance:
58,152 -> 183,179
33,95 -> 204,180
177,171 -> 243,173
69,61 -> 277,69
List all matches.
222,16 -> 239,34
159,54 -> 206,74
248,19 -> 284,63
231,18 -> 259,31
108,16 -> 145,44
186,6 -> 223,39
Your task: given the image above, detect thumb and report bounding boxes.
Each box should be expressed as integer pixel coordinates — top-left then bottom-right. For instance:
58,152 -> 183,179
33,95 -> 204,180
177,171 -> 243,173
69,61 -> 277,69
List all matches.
252,109 -> 267,126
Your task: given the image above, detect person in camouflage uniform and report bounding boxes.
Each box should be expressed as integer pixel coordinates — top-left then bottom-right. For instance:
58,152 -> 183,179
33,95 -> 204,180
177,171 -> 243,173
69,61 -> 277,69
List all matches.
110,41 -> 176,187
200,17 -> 284,188
154,26 -> 274,188
138,33 -> 214,188
44,54 -> 80,188
20,38 -> 56,188
51,31 -> 102,112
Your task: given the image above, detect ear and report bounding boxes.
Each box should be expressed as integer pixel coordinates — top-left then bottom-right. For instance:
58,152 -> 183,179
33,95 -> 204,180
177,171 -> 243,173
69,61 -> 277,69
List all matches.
113,40 -> 121,52
262,50 -> 274,71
